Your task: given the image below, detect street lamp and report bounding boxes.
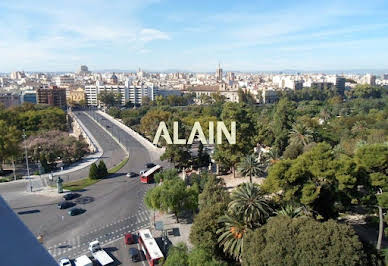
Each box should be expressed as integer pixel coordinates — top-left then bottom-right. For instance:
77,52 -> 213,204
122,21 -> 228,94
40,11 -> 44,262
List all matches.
22,129 -> 32,192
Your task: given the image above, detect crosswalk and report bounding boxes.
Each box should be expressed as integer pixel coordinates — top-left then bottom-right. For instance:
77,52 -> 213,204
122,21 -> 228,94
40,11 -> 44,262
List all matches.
46,209 -> 150,260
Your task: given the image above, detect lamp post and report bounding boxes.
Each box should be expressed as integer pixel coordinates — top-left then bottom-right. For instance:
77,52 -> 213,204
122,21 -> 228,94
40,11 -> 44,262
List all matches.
22,129 -> 32,192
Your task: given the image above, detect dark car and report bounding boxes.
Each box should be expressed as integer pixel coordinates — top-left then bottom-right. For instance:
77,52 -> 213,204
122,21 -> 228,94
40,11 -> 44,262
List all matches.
57,201 -> 75,209
68,207 -> 85,216
126,172 -> 137,178
124,233 -> 136,245
145,163 -> 156,168
63,192 -> 80,201
129,247 -> 140,262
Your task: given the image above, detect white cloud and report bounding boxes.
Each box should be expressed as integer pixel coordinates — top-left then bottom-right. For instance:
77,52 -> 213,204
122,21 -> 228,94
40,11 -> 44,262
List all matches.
139,29 -> 170,42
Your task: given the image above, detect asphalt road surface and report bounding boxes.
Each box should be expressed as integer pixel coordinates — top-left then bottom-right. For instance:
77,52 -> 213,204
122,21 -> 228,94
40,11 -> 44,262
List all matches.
1,110 -> 166,262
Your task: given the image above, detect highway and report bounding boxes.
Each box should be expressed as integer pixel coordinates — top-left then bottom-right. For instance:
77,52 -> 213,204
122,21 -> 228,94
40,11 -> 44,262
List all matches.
0,110 -> 165,261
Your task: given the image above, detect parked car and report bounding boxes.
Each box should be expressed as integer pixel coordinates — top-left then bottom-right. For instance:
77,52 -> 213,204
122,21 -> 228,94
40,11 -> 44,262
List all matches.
59,257 -> 72,266
124,233 -> 135,245
57,201 -> 75,209
126,172 -> 137,178
139,170 -> 146,175
129,247 -> 140,262
145,163 -> 156,168
68,207 -> 85,216
63,192 -> 80,200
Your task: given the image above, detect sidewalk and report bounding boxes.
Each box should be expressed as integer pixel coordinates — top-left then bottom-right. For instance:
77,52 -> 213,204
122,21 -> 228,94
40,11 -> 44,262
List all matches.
149,211 -> 193,249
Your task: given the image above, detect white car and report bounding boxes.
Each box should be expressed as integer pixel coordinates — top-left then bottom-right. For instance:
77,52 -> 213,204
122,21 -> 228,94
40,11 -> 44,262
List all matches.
59,257 -> 72,266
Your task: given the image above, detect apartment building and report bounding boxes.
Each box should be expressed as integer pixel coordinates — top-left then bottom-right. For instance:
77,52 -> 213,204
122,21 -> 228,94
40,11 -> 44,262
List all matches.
36,86 -> 67,108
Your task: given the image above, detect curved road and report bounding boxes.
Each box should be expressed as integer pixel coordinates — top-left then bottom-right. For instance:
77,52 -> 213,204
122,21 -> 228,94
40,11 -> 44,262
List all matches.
0,110 -> 165,261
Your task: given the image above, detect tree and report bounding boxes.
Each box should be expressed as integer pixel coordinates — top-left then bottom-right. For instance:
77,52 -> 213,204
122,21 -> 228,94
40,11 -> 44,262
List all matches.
275,204 -> 305,218
354,143 -> 388,250
263,142 -> 339,219
199,94 -> 212,105
214,103 -> 256,177
229,182 -> 272,228
288,122 -> 314,146
238,88 -> 256,104
89,163 -> 99,179
164,242 -> 188,266
238,153 -> 267,183
97,160 -> 108,179
160,145 -> 191,169
198,174 -> 230,210
217,214 -> 249,260
241,216 -> 375,266
154,168 -> 179,183
271,98 -> 295,154
195,142 -> 210,169
145,178 -> 198,223
188,247 -> 227,266
140,109 -> 171,139
0,121 -> 22,175
98,91 -> 121,107
190,175 -> 230,257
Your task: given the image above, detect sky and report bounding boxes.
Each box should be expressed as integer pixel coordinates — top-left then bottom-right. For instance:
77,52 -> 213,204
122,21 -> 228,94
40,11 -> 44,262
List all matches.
0,0 -> 387,72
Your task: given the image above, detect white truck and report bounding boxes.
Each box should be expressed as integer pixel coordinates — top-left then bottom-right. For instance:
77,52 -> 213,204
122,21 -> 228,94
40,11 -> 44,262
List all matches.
88,240 -> 114,266
74,255 -> 93,266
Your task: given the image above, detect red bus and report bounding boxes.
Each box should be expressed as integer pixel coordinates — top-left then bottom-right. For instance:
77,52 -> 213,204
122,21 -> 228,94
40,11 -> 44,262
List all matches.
138,229 -> 164,265
140,165 -> 162,184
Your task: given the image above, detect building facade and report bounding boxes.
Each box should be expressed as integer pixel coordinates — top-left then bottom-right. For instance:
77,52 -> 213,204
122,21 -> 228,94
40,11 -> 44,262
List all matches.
67,87 -> 86,105
36,86 -> 67,108
0,93 -> 20,108
20,90 -> 37,104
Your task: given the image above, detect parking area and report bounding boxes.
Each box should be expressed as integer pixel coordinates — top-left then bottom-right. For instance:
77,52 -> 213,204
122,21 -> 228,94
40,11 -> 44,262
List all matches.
70,233 -> 147,266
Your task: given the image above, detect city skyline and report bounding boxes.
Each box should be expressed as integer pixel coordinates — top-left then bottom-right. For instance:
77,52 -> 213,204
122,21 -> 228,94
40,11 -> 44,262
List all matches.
0,0 -> 388,72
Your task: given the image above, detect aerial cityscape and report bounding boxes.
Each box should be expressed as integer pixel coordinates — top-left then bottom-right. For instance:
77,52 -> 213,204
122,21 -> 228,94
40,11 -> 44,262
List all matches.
0,0 -> 387,266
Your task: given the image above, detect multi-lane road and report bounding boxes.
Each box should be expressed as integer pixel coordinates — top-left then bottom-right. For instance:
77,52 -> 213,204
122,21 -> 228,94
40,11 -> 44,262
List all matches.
0,110 -> 166,262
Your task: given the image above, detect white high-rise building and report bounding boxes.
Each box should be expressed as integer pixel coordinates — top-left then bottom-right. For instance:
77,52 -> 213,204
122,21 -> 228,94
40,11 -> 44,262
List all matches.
85,80 -> 158,106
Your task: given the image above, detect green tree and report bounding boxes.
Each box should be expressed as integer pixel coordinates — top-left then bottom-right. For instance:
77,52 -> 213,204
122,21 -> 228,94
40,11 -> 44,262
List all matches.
188,247 -> 227,266
275,204 -> 305,218
217,214 -> 249,260
140,109 -> 171,139
354,143 -> 388,250
160,144 -> 191,169
241,216 -> 375,266
288,122 -> 314,146
271,98 -> 295,154
214,102 -> 256,177
238,153 -> 267,183
98,91 -> 121,107
263,142 -> 339,219
229,182 -> 272,228
89,163 -> 99,179
145,178 -> 198,223
164,243 -> 188,266
97,160 -> 108,179
154,168 -> 179,183
0,122 -> 22,176
190,175 -> 230,257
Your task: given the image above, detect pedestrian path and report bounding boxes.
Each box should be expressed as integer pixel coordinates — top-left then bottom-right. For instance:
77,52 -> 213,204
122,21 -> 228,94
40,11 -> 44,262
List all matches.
46,209 -> 151,260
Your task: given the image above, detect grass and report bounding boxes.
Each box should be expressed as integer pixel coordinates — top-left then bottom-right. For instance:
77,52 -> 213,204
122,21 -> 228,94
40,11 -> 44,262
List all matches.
62,156 -> 130,191
63,178 -> 100,191
108,156 -> 129,174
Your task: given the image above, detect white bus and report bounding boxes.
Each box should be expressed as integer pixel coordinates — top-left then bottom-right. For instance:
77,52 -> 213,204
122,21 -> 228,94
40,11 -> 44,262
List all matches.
138,229 -> 164,265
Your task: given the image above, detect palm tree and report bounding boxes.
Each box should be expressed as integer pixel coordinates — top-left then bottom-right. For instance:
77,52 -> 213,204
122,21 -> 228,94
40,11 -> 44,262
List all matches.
217,214 -> 249,260
238,153 -> 268,183
275,204 -> 305,218
288,123 -> 313,146
229,182 -> 272,228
